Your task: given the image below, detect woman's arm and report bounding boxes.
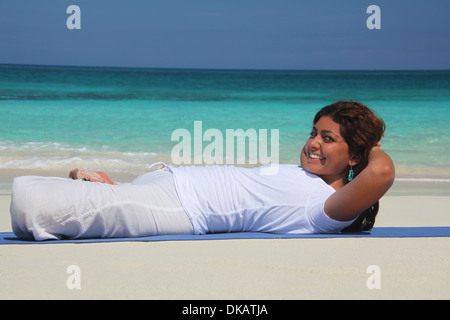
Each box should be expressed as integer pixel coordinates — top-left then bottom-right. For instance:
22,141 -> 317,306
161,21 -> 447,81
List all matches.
324,147 -> 395,221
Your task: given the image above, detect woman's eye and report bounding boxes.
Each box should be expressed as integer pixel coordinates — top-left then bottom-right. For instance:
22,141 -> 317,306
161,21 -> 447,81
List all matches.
324,136 -> 334,142
309,131 -> 317,138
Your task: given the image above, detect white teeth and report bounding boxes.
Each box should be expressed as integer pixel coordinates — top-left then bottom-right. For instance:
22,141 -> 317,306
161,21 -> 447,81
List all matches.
309,153 -> 324,160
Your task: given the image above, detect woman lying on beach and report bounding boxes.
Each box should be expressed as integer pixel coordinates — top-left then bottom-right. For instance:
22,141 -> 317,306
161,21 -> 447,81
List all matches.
10,101 -> 395,241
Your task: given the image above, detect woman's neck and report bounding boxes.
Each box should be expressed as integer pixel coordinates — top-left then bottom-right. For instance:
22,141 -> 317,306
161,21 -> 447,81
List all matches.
321,175 -> 346,191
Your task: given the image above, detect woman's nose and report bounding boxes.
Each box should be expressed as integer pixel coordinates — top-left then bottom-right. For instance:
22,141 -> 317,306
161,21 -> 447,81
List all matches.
309,136 -> 321,149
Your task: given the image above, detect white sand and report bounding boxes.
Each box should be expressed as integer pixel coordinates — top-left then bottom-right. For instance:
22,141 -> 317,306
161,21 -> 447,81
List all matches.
0,174 -> 449,299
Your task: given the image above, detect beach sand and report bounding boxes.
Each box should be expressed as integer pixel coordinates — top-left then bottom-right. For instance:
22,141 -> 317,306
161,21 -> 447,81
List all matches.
0,169 -> 449,300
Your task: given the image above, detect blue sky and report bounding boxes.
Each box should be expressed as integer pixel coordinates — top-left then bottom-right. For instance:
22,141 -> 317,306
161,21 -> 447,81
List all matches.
0,0 -> 449,70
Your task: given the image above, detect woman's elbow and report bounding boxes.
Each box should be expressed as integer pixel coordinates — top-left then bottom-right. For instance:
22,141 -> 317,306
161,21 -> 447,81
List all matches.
373,161 -> 395,188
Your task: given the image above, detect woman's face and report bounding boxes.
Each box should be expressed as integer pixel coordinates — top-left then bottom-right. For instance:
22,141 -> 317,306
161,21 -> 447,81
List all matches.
301,116 -> 358,188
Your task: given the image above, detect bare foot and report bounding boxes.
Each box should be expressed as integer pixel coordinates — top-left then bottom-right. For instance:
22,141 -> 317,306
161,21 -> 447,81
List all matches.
69,168 -> 118,185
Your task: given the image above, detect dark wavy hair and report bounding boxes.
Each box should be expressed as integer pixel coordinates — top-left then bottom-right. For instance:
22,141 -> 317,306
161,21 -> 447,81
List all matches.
313,101 -> 386,232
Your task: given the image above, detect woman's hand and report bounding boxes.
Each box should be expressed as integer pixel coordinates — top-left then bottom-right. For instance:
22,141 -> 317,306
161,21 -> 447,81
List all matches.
69,168 -> 117,185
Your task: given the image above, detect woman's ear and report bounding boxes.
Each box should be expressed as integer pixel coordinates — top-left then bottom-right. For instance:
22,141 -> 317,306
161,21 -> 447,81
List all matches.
349,155 -> 361,167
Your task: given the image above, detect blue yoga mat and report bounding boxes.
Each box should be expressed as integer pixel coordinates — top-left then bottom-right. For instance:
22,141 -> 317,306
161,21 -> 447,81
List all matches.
0,227 -> 449,244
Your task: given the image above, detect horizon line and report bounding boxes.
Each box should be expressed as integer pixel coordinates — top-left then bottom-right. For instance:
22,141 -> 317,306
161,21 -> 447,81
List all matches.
1,63 -> 449,73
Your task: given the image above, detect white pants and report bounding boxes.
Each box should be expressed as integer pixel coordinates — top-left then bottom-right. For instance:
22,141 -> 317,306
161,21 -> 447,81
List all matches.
10,171 -> 194,240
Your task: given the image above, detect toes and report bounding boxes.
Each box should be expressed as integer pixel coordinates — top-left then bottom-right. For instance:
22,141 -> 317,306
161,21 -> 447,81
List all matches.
69,168 -> 81,180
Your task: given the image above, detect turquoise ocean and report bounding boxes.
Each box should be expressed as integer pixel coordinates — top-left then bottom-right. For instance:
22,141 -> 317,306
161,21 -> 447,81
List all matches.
1,64 -> 450,180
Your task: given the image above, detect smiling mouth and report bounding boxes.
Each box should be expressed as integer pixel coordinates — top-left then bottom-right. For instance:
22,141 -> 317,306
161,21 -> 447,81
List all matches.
309,153 -> 325,160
